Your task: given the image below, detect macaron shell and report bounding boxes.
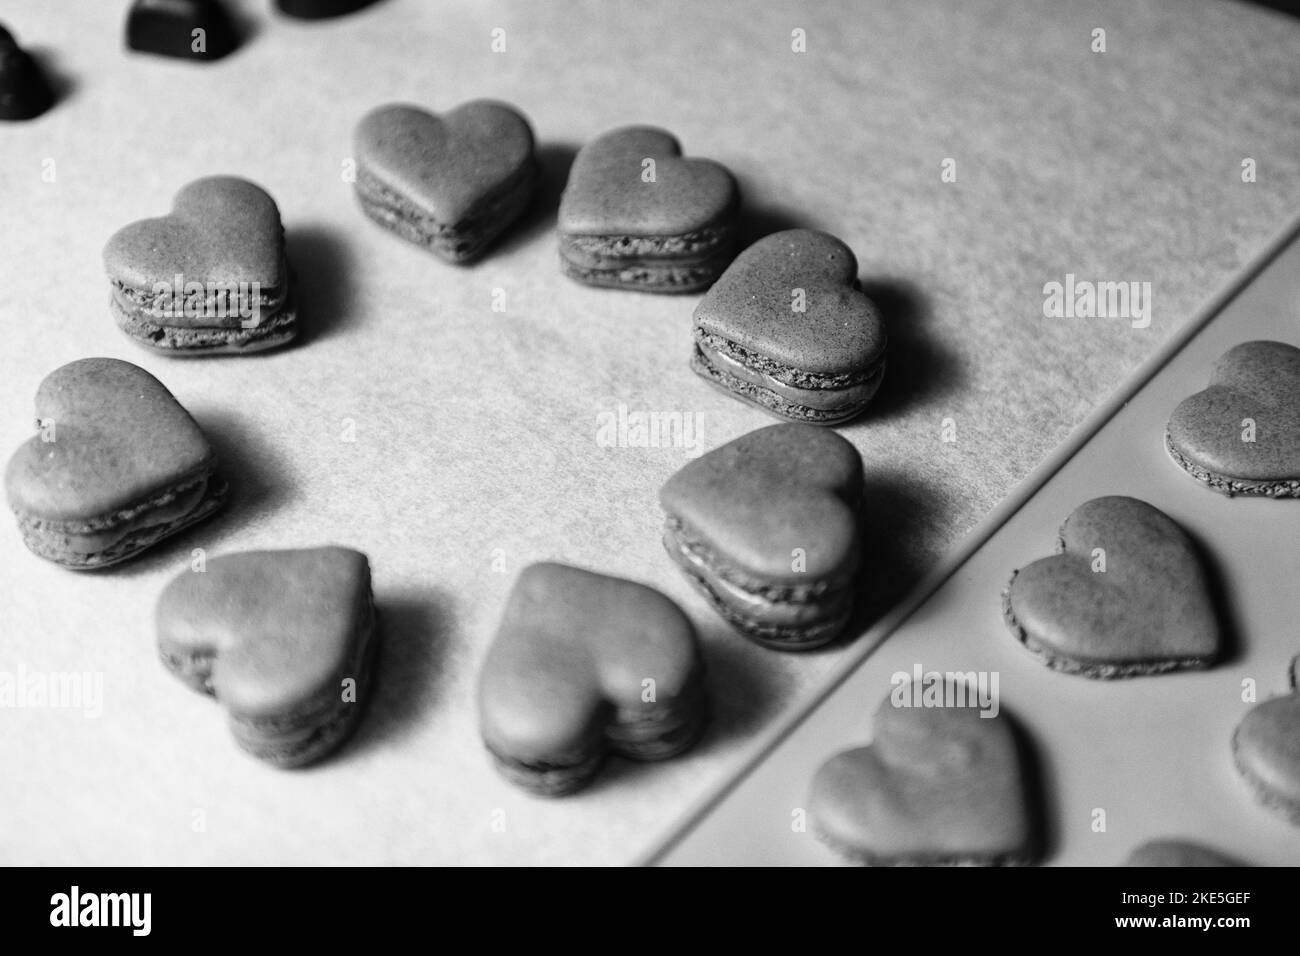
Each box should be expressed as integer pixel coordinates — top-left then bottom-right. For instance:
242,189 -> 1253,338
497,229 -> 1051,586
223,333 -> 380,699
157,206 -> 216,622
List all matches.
1006,496 -> 1219,669
156,547 -> 373,720
659,423 -> 862,584
4,357 -> 214,521
354,101 -> 535,226
1167,340 -> 1300,480
558,126 -> 738,237
694,229 -> 887,377
1233,692 -> 1300,820
479,562 -> 701,762
809,696 -> 1033,863
103,176 -> 285,293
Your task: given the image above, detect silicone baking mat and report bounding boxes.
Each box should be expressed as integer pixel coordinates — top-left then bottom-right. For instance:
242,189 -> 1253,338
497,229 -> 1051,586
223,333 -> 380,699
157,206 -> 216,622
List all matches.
649,218 -> 1300,866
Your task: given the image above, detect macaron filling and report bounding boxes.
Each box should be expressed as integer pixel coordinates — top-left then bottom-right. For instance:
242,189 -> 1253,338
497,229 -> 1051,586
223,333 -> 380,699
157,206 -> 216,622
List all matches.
559,221 -> 737,291
14,472 -> 227,567
109,253 -> 289,324
111,295 -> 299,354
662,515 -> 858,648
355,161 -> 537,262
693,336 -> 885,420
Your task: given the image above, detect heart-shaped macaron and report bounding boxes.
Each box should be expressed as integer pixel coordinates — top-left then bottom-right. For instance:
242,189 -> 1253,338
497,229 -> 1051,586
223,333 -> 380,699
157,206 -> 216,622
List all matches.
104,176 -> 296,354
1003,496 -> 1220,678
1233,690 -> 1300,825
4,357 -> 226,569
692,229 -> 887,425
354,101 -> 537,263
659,423 -> 862,650
809,684 -> 1038,865
1166,340 -> 1300,497
557,126 -> 739,291
478,562 -> 707,796
156,547 -> 377,768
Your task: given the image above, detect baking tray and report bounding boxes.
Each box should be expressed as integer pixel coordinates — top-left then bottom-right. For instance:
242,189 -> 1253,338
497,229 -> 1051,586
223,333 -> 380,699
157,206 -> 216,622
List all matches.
647,216 -> 1300,866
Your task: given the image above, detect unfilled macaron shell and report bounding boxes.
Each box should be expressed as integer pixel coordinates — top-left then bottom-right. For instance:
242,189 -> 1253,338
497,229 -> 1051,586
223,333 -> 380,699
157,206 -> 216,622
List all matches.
1232,691 -> 1300,824
1003,496 -> 1220,678
808,685 -> 1038,865
1166,340 -> 1300,496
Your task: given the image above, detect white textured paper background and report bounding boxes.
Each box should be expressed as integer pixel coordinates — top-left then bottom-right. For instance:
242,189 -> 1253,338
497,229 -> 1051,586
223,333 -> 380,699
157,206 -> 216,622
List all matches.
1,0 -> 1298,864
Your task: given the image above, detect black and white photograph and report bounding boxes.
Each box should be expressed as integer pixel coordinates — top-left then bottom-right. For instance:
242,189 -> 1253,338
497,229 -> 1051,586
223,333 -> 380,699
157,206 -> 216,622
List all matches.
1,0 -> 1297,926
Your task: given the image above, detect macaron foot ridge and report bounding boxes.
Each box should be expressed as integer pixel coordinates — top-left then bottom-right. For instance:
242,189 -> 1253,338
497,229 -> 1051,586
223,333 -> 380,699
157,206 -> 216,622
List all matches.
354,163 -> 537,264
1000,574 -> 1212,680
1164,431 -> 1300,498
691,343 -> 884,426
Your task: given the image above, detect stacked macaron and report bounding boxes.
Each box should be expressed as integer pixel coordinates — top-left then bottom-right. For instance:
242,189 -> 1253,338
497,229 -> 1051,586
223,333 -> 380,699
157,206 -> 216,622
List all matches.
659,423 -> 864,650
104,176 -> 298,355
558,126 -> 740,292
4,358 -> 227,569
157,547 -> 378,767
478,562 -> 708,795
691,230 -> 888,425
353,100 -> 538,264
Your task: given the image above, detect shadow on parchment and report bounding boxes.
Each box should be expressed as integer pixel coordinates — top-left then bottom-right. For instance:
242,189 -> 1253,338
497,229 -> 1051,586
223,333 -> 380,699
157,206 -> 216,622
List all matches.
491,143 -> 579,258
859,276 -> 964,423
25,46 -> 77,110
1011,712 -> 1056,864
1182,524 -> 1244,669
340,589 -> 454,757
286,225 -> 357,346
837,468 -> 947,644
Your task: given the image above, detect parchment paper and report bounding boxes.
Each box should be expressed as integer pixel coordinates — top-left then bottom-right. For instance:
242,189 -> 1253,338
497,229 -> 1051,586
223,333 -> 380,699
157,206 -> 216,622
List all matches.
1,0 -> 1298,865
